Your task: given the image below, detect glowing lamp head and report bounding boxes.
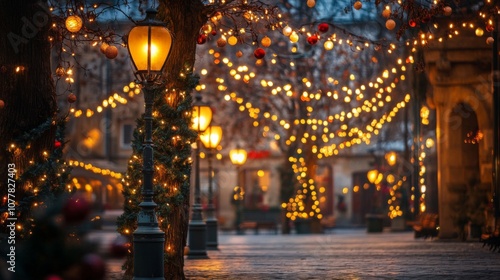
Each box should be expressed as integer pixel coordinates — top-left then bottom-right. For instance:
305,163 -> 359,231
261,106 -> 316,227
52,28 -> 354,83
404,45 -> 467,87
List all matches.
191,93 -> 212,132
200,125 -> 222,149
127,9 -> 173,82
230,148 -> 247,166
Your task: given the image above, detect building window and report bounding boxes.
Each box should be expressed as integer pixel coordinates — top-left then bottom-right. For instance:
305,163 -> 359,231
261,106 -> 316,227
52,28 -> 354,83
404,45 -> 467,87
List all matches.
121,123 -> 134,149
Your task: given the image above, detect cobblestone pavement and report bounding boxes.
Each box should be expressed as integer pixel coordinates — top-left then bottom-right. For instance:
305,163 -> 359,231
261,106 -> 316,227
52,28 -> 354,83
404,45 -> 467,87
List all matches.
96,229 -> 500,280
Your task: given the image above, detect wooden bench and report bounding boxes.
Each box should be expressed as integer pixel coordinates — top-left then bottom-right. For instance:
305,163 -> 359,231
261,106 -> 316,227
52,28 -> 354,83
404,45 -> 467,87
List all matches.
239,208 -> 280,234
408,213 -> 439,239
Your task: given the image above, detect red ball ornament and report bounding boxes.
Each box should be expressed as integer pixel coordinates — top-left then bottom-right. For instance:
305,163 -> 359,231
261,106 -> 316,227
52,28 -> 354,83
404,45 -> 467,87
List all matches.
105,45 -> 118,59
307,35 -> 318,45
197,34 -> 207,44
211,30 -> 217,36
81,253 -> 106,280
109,235 -> 130,258
67,93 -> 77,103
318,23 -> 329,33
486,24 -> 494,33
253,48 -> 266,59
63,194 -> 91,223
0,99 -> 4,109
54,140 -> 62,149
409,20 -> 417,28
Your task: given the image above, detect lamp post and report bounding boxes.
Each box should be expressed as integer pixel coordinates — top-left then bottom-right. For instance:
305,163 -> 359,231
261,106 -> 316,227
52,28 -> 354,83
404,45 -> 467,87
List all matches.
187,92 -> 212,259
200,125 -> 222,250
126,8 -> 173,279
229,147 -> 247,234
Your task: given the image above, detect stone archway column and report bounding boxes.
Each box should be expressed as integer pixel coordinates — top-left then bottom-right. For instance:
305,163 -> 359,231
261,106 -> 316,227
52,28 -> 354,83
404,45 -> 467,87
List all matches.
424,30 -> 493,239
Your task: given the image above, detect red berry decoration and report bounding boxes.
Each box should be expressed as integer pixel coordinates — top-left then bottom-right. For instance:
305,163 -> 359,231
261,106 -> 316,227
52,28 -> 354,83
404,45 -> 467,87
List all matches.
63,194 -> 91,223
197,34 -> 207,44
81,253 -> 106,280
253,48 -> 266,59
318,23 -> 329,33
54,140 -> 62,149
307,35 -> 318,45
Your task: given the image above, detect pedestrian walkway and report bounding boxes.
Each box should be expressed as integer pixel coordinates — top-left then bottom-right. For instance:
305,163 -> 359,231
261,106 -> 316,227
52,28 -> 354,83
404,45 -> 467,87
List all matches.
96,229 -> 500,279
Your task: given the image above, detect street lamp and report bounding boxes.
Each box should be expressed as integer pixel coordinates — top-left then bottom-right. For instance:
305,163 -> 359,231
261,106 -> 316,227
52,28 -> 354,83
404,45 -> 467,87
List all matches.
126,8 -> 173,279
367,169 -> 383,185
229,147 -> 247,234
187,92 -> 212,259
200,125 -> 222,250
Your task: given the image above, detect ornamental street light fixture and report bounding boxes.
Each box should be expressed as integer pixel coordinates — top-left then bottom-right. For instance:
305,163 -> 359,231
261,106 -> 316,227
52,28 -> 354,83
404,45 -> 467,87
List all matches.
200,125 -> 223,250
229,147 -> 247,235
126,8 -> 173,279
187,92 -> 212,259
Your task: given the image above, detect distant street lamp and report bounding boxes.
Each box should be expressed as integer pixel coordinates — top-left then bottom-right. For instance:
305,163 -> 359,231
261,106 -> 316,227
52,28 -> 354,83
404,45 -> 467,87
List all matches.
200,125 -> 223,250
229,147 -> 247,234
367,169 -> 383,185
126,8 -> 173,279
187,92 -> 212,259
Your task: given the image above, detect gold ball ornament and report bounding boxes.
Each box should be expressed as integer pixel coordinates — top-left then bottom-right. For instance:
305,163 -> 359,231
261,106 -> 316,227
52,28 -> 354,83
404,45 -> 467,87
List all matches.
105,45 -> 119,59
228,36 -> 238,46
216,37 -> 227,48
201,24 -> 212,34
385,19 -> 396,30
100,42 -> 109,54
324,40 -> 334,50
306,0 -> 315,8
283,26 -> 293,37
475,28 -> 484,37
0,99 -> 4,109
353,1 -> 362,10
261,36 -> 272,48
65,15 -> 83,33
289,31 -> 299,43
382,9 -> 391,19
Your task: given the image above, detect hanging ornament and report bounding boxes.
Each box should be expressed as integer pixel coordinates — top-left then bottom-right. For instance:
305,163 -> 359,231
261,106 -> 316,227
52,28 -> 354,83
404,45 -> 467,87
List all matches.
409,20 -> 417,28
486,24 -> 495,33
105,45 -> 118,59
236,50 -> 243,58
289,31 -> 299,43
227,36 -> 238,45
307,34 -> 318,45
324,40 -> 334,50
318,23 -> 329,33
261,36 -> 271,47
211,30 -> 217,36
54,140 -> 62,149
201,24 -> 212,34
306,0 -> 316,8
385,19 -> 396,30
63,194 -> 91,223
216,37 -> 227,48
55,66 -> 65,77
254,48 -> 266,59
197,34 -> 207,44
81,253 -> 106,280
0,99 -> 4,109
109,235 -> 129,258
67,93 -> 77,103
382,9 -> 391,19
443,6 -> 452,16
100,42 -> 109,54
283,26 -> 293,36
353,1 -> 362,10
475,28 -> 484,37
65,15 -> 83,33
486,37 -> 494,45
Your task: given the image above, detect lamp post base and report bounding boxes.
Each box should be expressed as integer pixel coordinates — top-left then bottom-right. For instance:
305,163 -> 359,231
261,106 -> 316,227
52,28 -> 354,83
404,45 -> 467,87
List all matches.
133,227 -> 165,279
206,217 -> 219,250
187,219 -> 209,259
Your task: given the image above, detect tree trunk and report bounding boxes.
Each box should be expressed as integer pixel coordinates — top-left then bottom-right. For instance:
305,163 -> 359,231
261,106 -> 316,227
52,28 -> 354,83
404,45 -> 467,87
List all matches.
0,0 -> 57,237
